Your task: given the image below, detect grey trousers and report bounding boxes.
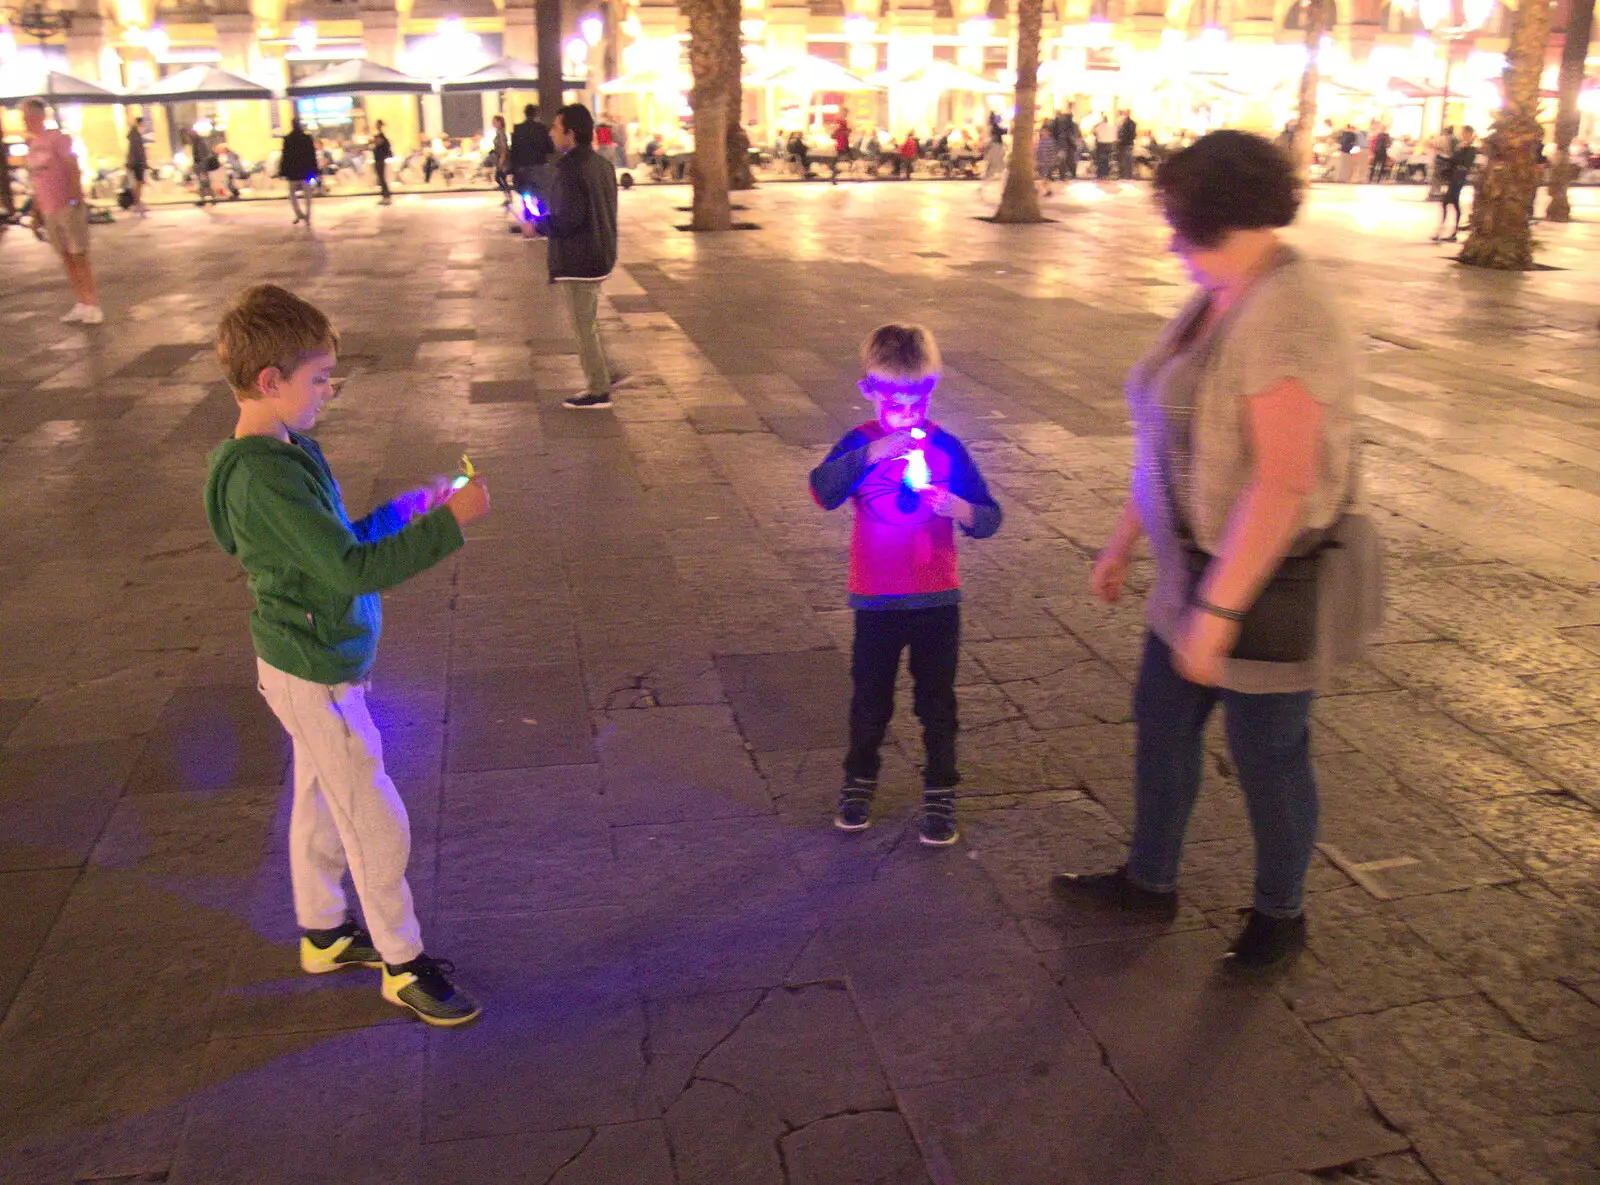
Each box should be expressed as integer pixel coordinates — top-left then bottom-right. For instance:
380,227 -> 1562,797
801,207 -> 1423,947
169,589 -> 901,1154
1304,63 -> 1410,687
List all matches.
560,279 -> 612,396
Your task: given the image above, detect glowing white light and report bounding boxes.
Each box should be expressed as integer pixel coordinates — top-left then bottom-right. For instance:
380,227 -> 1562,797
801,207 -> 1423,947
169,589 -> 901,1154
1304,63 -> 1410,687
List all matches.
580,15 -> 603,45
1,24 -> 19,60
960,17 -> 994,43
147,23 -> 170,56
1460,0 -> 1493,29
1417,0 -> 1450,28
293,21 -> 317,55
844,15 -> 875,38
903,449 -> 931,491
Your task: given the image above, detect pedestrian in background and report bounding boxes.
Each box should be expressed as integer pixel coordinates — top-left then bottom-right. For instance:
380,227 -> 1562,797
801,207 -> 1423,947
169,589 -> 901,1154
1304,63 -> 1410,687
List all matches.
491,114 -> 511,207
125,112 -> 148,216
22,98 -> 101,323
372,120 -> 393,205
1117,109 -> 1138,179
280,119 -> 319,227
533,103 -> 624,410
188,124 -> 216,206
509,104 -> 556,205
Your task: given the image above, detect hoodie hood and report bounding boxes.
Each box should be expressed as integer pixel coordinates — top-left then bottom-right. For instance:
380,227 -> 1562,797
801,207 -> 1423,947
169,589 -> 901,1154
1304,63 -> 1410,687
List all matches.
205,434 -> 319,555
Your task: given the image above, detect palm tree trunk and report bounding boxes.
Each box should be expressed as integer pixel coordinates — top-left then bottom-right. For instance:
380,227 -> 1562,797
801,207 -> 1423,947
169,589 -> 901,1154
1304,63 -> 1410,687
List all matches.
1292,0 -> 1333,171
1459,0 -> 1552,268
685,0 -> 733,231
994,0 -> 1044,223
726,18 -> 756,191
1544,0 -> 1593,222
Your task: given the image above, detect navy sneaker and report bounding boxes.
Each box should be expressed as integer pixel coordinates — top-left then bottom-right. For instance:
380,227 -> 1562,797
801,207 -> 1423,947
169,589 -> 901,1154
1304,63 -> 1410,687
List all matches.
918,791 -> 959,846
834,778 -> 876,831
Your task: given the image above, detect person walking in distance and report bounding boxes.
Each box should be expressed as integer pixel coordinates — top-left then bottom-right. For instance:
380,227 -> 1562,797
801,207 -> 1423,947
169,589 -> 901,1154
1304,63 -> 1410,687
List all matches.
280,118 -> 319,226
509,103 -> 556,206
188,124 -> 216,206
125,112 -> 148,216
1432,125 -> 1476,243
372,120 -> 393,205
491,114 -> 511,207
1092,113 -> 1116,178
21,99 -> 102,324
1368,125 -> 1391,183
533,104 -> 626,410
1117,110 -> 1138,179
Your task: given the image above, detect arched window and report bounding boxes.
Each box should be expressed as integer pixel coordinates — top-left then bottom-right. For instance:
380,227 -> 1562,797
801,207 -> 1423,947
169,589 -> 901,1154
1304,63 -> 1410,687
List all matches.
1188,0 -> 1227,27
1283,0 -> 1337,28
986,0 -> 1008,17
934,0 -> 954,15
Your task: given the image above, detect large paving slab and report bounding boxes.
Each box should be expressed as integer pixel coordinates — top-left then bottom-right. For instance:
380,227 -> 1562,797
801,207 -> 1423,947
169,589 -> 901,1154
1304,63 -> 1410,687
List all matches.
2,181 -> 1599,1183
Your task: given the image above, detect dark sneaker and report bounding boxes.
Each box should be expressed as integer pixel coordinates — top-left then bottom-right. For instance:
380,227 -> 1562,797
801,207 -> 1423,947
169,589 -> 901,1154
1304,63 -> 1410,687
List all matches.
834,778 -> 876,831
918,791 -> 959,847
382,955 -> 482,1027
563,392 -> 613,409
1050,866 -> 1179,921
1224,909 -> 1307,970
300,920 -> 383,974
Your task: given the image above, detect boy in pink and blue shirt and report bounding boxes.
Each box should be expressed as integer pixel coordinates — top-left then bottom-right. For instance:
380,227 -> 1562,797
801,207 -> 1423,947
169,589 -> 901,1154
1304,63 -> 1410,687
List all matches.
809,324 -> 1002,845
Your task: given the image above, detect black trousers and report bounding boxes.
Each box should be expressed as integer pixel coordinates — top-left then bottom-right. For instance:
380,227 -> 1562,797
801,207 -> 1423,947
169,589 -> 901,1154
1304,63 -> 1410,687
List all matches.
845,605 -> 960,789
375,159 -> 390,199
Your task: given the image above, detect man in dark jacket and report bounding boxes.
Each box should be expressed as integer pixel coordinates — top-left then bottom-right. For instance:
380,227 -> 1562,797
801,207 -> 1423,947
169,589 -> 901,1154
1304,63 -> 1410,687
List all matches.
1116,111 -> 1137,180
279,119 -> 319,226
509,104 -> 556,204
372,120 -> 393,205
534,104 -> 621,410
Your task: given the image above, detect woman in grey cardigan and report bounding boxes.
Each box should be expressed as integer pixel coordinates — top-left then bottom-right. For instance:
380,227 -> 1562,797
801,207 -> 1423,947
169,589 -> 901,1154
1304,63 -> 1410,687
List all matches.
1054,130 -> 1366,970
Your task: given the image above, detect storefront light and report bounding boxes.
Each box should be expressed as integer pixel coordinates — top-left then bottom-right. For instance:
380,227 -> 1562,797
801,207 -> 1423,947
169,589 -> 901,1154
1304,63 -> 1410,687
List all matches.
581,15 -> 603,46
0,25 -> 15,61
1459,0 -> 1494,31
740,18 -> 764,37
293,21 -> 317,55
959,17 -> 993,43
1416,0 -> 1450,30
844,15 -> 875,38
1084,18 -> 1113,48
147,24 -> 170,57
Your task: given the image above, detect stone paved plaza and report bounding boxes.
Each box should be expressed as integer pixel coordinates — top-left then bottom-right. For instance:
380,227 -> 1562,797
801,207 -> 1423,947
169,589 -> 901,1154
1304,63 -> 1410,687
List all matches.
1,179 -> 1599,1185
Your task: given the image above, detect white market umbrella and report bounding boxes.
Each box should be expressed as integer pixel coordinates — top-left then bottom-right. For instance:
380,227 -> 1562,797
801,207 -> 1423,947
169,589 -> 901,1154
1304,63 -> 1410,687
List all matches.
288,59 -> 433,97
134,66 -> 275,102
0,69 -> 126,105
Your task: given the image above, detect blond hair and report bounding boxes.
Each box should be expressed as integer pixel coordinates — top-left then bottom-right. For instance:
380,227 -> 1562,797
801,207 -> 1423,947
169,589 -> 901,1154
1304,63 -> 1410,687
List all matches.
216,284 -> 339,399
860,323 -> 941,382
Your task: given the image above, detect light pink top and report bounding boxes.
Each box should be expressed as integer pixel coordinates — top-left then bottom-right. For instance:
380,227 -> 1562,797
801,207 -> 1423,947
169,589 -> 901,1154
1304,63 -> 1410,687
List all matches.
26,129 -> 78,215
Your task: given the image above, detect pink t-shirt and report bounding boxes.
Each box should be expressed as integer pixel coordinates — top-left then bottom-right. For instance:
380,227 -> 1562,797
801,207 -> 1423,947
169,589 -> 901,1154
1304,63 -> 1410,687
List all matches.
26,129 -> 78,215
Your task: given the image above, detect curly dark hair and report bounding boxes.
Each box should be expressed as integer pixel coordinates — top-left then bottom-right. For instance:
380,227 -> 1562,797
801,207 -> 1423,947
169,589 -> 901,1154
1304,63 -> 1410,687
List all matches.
1153,130 -> 1303,249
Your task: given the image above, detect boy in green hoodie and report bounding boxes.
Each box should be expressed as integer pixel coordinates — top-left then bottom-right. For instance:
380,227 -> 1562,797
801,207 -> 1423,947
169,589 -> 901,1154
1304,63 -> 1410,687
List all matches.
204,284 -> 491,1027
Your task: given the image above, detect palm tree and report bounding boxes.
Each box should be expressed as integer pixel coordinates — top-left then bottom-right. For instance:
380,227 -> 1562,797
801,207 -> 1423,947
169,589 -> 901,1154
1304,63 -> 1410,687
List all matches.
1292,0 -> 1335,171
684,0 -> 738,230
1458,0 -> 1552,268
1544,0 -> 1593,222
726,36 -> 756,191
994,0 -> 1045,223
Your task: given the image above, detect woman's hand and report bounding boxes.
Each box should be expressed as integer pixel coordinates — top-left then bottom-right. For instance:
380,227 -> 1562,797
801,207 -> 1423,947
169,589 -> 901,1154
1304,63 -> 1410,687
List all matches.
1090,546 -> 1132,604
1172,608 -> 1240,686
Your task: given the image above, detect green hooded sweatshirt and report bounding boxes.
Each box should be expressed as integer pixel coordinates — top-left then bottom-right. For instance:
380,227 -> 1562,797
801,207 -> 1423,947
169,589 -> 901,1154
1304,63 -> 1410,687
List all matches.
204,431 -> 464,685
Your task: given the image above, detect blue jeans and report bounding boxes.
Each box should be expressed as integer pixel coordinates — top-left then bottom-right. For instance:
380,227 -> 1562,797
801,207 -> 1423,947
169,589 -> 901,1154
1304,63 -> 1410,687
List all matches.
1126,634 -> 1318,918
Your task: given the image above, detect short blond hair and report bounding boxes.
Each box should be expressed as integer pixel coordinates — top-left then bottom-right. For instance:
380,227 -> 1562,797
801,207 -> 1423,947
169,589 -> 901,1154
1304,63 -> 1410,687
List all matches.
861,323 -> 941,381
216,284 -> 339,399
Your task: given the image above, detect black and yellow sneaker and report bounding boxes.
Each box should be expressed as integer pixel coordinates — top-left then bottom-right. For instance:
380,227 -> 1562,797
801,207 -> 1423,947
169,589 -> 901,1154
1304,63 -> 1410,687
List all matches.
834,778 -> 877,831
300,920 -> 384,975
918,791 -> 960,847
382,954 -> 482,1027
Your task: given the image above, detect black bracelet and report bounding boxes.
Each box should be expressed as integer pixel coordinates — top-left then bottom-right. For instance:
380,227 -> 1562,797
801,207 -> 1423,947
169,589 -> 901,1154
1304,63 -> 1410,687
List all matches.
1194,598 -> 1247,623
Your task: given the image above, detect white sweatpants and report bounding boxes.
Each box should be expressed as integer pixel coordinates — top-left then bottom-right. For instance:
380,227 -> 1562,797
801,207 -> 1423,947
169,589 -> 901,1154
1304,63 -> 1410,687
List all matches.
256,659 -> 423,965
